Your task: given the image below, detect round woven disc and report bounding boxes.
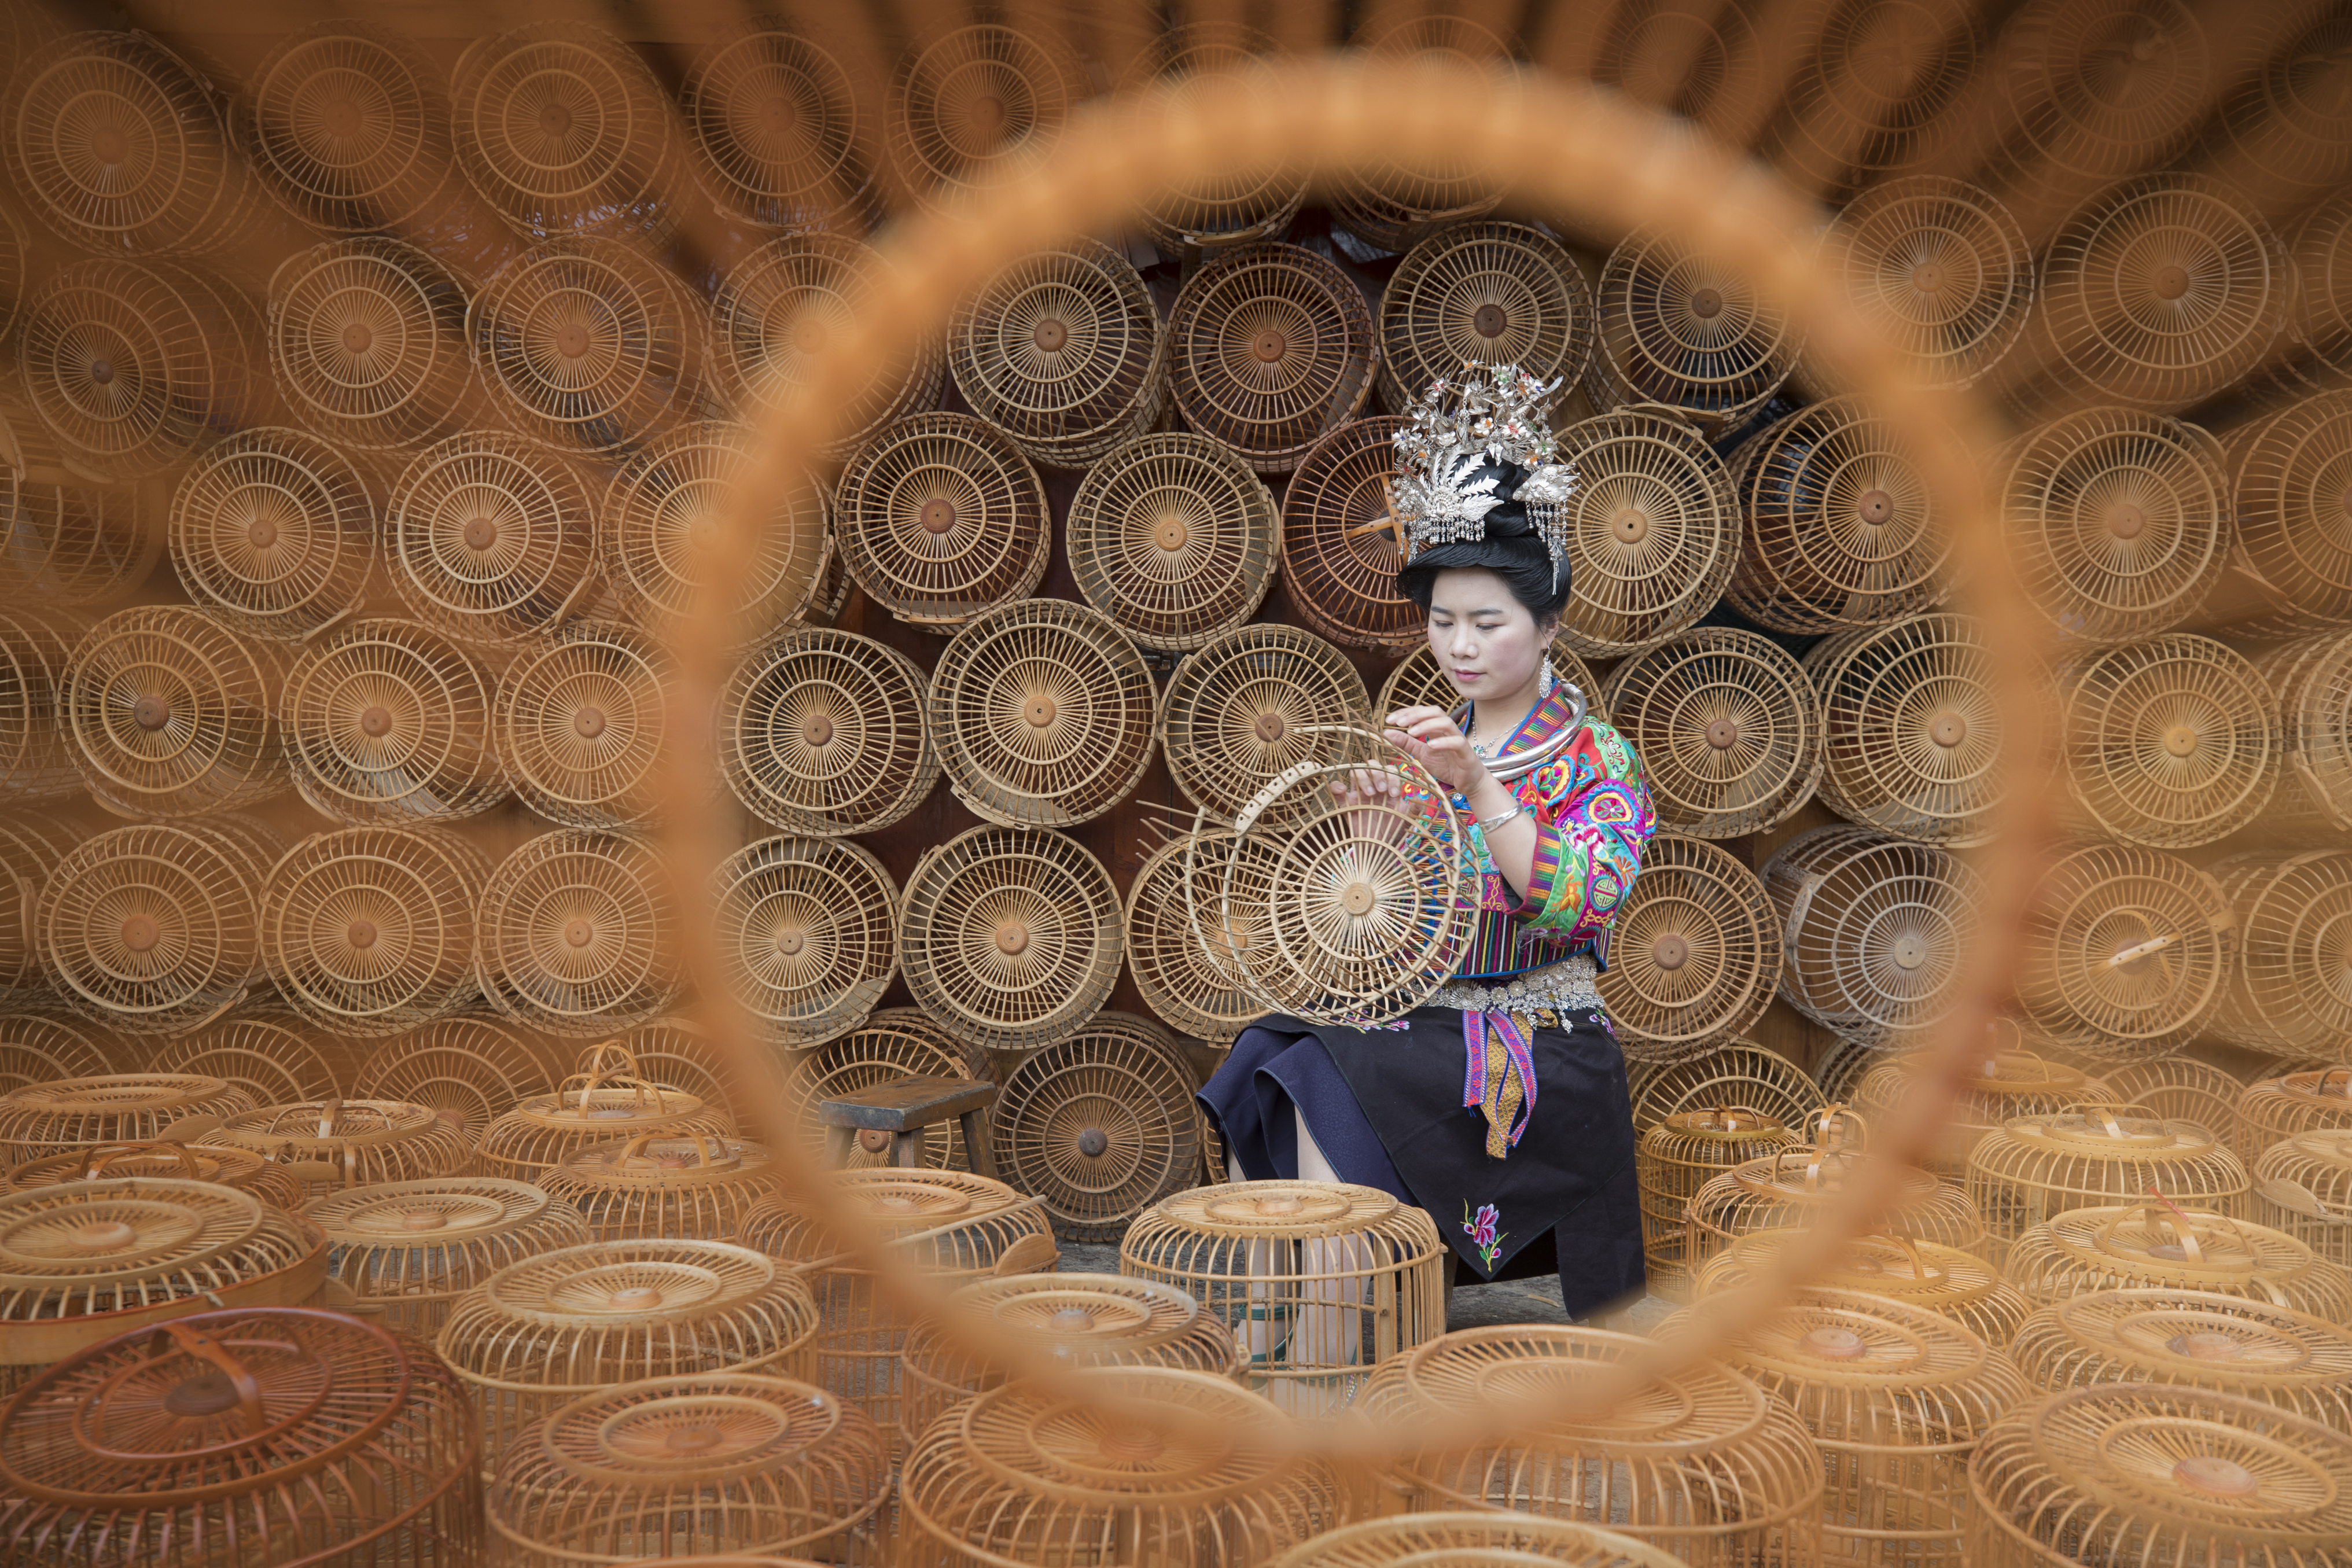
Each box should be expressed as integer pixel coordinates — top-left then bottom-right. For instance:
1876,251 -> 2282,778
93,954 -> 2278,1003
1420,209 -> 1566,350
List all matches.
1807,613 -> 2017,846
476,830 -> 680,1037
682,18 -> 873,233
262,241 -> 476,448
262,826 -> 489,1037
1549,411 -> 1742,657
2061,634 -> 2279,849
1066,433 -> 1278,652
719,627 -> 938,836
1280,417 -> 1419,650
1169,242 -> 1378,475
65,606 -> 286,820
885,23 -> 1088,211
1378,220 -> 1595,418
898,827 -> 1122,1052
1125,829 -> 1274,1043
991,1014 -> 1202,1242
1764,825 -> 1986,1049
385,431 -> 598,646
1590,228 -> 1799,431
282,618 -> 508,824
1817,176 -> 2033,391
168,427 -> 374,641
1775,13 -> 1983,194
833,412 -> 1050,631
42,823 -> 271,1038
713,836 -> 897,1050
239,20 -> 457,234
1602,628 -> 1822,838
494,620 -> 676,830
948,237 -> 1166,468
1160,624 -> 1369,827
1599,833 -> 1779,1065
1113,25 -> 1304,254
2018,841 -> 2233,1060
2224,391 -> 2352,636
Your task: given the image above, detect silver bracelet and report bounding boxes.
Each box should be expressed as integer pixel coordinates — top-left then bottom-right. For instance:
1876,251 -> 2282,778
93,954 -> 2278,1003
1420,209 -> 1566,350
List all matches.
1473,802 -> 1530,834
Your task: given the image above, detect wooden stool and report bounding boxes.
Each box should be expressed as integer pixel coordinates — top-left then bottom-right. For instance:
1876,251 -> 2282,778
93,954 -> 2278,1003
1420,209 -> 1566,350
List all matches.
818,1077 -> 999,1177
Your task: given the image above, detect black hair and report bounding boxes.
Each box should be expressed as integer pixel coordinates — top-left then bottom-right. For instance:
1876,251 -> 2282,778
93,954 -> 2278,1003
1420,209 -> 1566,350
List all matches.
1392,459 -> 1572,625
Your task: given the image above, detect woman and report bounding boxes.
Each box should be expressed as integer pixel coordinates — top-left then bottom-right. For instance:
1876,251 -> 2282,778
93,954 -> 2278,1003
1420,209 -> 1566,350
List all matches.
1199,365 -> 1657,1322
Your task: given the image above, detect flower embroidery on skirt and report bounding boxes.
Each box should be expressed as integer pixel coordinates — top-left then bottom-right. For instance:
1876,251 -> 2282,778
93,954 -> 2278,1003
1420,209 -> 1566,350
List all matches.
1462,1201 -> 1506,1269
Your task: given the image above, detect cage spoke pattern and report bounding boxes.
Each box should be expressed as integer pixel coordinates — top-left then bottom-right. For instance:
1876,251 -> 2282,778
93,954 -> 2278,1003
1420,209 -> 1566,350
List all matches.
450,20 -> 683,243
0,1016 -> 116,1099
168,428 -> 375,641
1379,220 -> 1595,418
41,823 -> 277,1037
1280,418 -> 1420,650
1965,1108 -> 2253,1264
713,837 -> 896,1050
1987,0 -> 2211,189
720,628 -> 937,837
2061,634 -> 2280,848
0,402 -> 157,612
2256,1129 -> 2352,1272
2238,1071 -> 2352,1168
2005,1203 -> 2352,1320
991,1014 -> 1202,1242
1852,1047 -> 2114,1181
558,1028 -> 750,1132
2259,631 -> 2352,834
2101,1054 -> 2247,1135
2018,841 -> 2235,1061
1772,5 -> 1985,195
0,1074 -> 256,1163
1379,636 -> 1608,728
479,1063 -> 731,1184
834,412 -> 1050,631
283,617 -> 508,824
201,1097 -> 474,1202
1593,0 -> 1764,147
2280,195 -> 2352,395
1599,834 -> 1780,1065
1764,826 -> 1984,1049
0,608 -> 86,805
387,431 -> 599,646
150,1018 -> 341,1109
1629,1041 -> 1820,1133
3,1133 -> 304,1212
0,815 -> 86,993
1815,176 -> 2032,391
1590,230 -> 1799,432
266,237 -> 473,451
1068,434 -> 1279,653
1807,614 -> 2019,846
1171,244 -> 1379,476
1126,830 -> 1267,1042
1606,629 -> 1823,837
1637,1107 -> 1800,1302
950,238 -> 1167,468
345,1014 -> 554,1147
262,827 -> 489,1037
2222,391 -> 2352,637
1548,411 -> 1743,657
931,599 -> 1157,829
1114,25 -> 1304,254
494,620 -> 675,830
886,24 -> 1087,212
1326,16 -> 1521,252
238,20 -> 456,234
2212,851 -> 2352,1058
2001,406 -> 2232,647
539,1132 -> 776,1246
307,1176 -> 590,1334
683,19 -> 874,233
477,830 -> 682,1037
1695,1229 -> 2033,1349
899,826 -> 1122,1052
65,607 -> 287,820
710,235 -> 945,459
782,1011 -> 980,1172
2009,1290 -> 2352,1428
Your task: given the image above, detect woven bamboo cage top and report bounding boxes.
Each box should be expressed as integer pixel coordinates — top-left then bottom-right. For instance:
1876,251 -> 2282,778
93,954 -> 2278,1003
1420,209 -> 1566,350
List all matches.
2240,1070 -> 2352,1161
1636,1106 -> 1798,1304
1988,0 -> 2210,192
281,617 -> 509,824
720,627 -> 939,838
1852,1047 -> 2114,1175
1964,1105 -> 2253,1249
1589,228 -> 1800,433
2008,1288 -> 2352,1427
65,605 -> 287,819
1171,243 -> 1378,476
2000,407 -> 2232,648
262,825 -> 489,1037
14,259 -> 268,484
1688,1144 -> 1991,1260
345,1014 -> 552,1146
738,1168 -> 1057,1281
2005,1202 -> 2352,1319
2258,631 -> 2352,834
0,1180 -> 326,1368
264,236 -> 474,453
2016,840 -> 2235,1061
1969,1383 -> 2352,1567
479,1070 -> 731,1183
709,234 -> 945,458
0,608 -> 86,805
2257,1128 -> 2352,1237
898,825 -> 1123,1052
1813,175 -> 2032,387
949,237 -> 1166,468
929,598 -> 1157,829
0,1017 -> 114,1100
1378,220 -> 1595,417
1629,1040 -> 1818,1132
167,428 -> 374,643
2060,634 -> 2280,849
1279,417 -> 1419,652
1067,433 -> 1279,653
833,411 -> 1051,631
1549,410 -> 1743,658
451,20 -> 682,242
385,431 -> 599,646
2211,851 -> 2352,1058
899,1273 -> 1243,1448
1324,13 -> 1518,251
1113,24 -> 1304,255
203,1098 -> 473,1199
885,21 -> 1085,213
494,619 -> 677,830
1696,1228 -> 2033,1348
303,1175 -> 591,1329
476,829 -> 683,1037
0,1075 -> 255,1164
2221,392 -> 2352,637
2103,1053 -> 2247,1135
0,814 -> 83,991
0,1307 -> 477,1563
1599,833 -> 1780,1066
990,1013 -> 1202,1243
1359,1323 -> 1824,1554
1727,398 -> 1955,634
1125,829 -> 1263,1042
564,1027 -> 748,1128
6,1138 -> 306,1213
1763,825 -> 1983,1048
539,1132 -> 777,1244
149,1018 -> 341,1110
1378,634 -> 1608,728
1603,628 -> 1823,838
682,17 -> 874,234
1158,623 -> 1370,827
238,21 -> 457,235
487,1372 -> 889,1565
1271,1514 -> 1687,1568
712,836 -> 895,1050
903,1367 -> 1339,1565
781,1010 -> 982,1172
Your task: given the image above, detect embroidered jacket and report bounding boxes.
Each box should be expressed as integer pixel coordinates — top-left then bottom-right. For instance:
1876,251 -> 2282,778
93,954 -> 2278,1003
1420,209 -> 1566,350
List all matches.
1452,684 -> 1657,980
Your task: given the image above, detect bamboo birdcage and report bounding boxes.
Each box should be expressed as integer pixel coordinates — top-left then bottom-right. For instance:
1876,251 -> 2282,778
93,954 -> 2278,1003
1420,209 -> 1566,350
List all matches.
1378,220 -> 1596,417
1968,1384 -> 2352,1568
1629,1039 -> 1819,1132
1686,1142 -> 1993,1272
1850,1045 -> 2114,1180
539,1131 -> 776,1244
898,825 -> 1123,1053
2211,851 -> 2352,1058
1811,1033 -> 1880,1110
2256,1128 -> 2352,1269
0,1072 -> 258,1169
264,237 -> 476,453
0,608 -> 86,805
238,21 -> 459,236
0,1306 -> 480,1568
710,235 -> 945,459
450,20 -> 682,243
2103,1053 -> 2247,1135
903,1366 -> 1341,1566
1604,630 -> 1824,837
1066,433 -> 1280,654
303,1174 -> 591,1333
2281,195 -> 2352,395
281,617 -> 510,823
1590,0 -> 1764,149
2213,393 -> 2352,639
1280,417 -> 1420,652
2060,634 -> 2280,849
1702,1287 -> 2029,1568
1169,243 -> 1379,476
2009,1288 -> 2352,1427
1764,825 -> 1983,1049
1965,1105 -> 2254,1261
897,1273 -> 1245,1452
149,1017 -> 341,1110
1695,1228 -> 2034,1348
384,430 -> 599,647
2000,407 -> 2232,648
488,1372 -> 889,1567
1588,229 -> 1800,433
476,829 -> 683,1038
929,599 -> 1158,829
347,1014 -> 554,1147
1113,24 -> 1302,255
2256,631 -> 2352,834
568,1024 -> 750,1127
783,1011 -> 982,1172
1273,1515 -> 1687,1568
713,836 -> 896,1051
736,1168 -> 1060,1435
1812,177 -> 2033,393
885,23 -> 1087,215
949,238 -> 1167,468
682,17 -> 876,234
991,1013 -> 1202,1243
1549,410 -> 1744,658
437,1237 -> 821,1476
167,428 -> 374,643
1326,14 -> 1518,251
721,628 -> 938,840
0,1018 -> 116,1101
2239,1070 -> 2352,1164
6,1138 -> 307,1213
1127,831 -> 1261,1043
833,411 -> 1051,632
262,825 -> 489,1038
65,606 -> 288,820
2016,840 -> 2237,1061
0,401 -> 156,613
2223,1 -> 2352,199
2005,1202 -> 2352,1319
202,1098 -> 474,1202
0,1181 -> 327,1392
0,814 -> 83,994
1378,633 -> 1609,726
1636,1106 -> 1801,1302
479,1069 -> 731,1185
1158,623 -> 1370,827
494,620 -> 676,830
1771,9 -> 1983,197
1984,0 -> 2211,211
1360,1323 -> 1825,1563
1119,1179 -> 1446,1417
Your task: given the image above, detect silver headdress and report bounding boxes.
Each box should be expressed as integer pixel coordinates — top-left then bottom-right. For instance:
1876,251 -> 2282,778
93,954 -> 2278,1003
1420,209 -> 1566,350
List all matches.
1389,362 -> 1578,586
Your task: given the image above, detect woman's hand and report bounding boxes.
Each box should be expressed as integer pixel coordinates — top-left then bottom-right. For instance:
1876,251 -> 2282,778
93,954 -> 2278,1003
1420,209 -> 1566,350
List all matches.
1383,705 -> 1489,796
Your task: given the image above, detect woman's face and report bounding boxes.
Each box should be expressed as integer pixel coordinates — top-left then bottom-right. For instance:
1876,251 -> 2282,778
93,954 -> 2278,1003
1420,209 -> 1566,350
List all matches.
1425,567 -> 1551,704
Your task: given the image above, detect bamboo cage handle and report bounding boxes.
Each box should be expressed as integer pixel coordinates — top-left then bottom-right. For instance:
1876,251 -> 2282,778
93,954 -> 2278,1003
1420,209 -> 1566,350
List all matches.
2106,931 -> 2182,966
577,1041 -> 642,1078
2074,1100 -> 2160,1138
1695,1103 -> 1770,1132
315,1098 -> 343,1139
558,1069 -> 671,1115
154,1322 -> 267,1434
83,1142 -> 201,1179
2107,1196 -> 2206,1263
1810,1103 -> 1866,1150
1870,1232 -> 1944,1286
2315,1068 -> 2352,1097
617,1130 -> 723,1166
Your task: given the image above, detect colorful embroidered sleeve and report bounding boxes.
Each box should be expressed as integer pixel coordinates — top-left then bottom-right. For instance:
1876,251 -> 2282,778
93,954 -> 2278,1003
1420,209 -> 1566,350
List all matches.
1507,718 -> 1657,945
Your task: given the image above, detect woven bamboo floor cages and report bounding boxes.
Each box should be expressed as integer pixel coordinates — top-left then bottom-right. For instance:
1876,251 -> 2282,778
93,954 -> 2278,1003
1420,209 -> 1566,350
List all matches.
1852,1047 -> 2113,1180
201,1096 -> 475,1202
2239,1069 -> 2352,1165
303,1174 -> 591,1333
1965,1106 -> 2253,1263
2256,1129 -> 2352,1271
149,1016 -> 339,1107
1270,1515 -> 1688,1568
1637,1106 -> 1801,1302
2007,1288 -> 2352,1428
2102,1053 -> 2248,1136
1629,1040 -> 1820,1133
4,1137 -> 307,1212
989,1011 -> 1202,1242
0,1073 -> 254,1163
345,1013 -> 554,1147
478,1065 -> 733,1183
1696,1228 -> 2034,1348
2003,1202 -> 2352,1320
1687,1144 -> 1994,1273
539,1131 -> 778,1244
